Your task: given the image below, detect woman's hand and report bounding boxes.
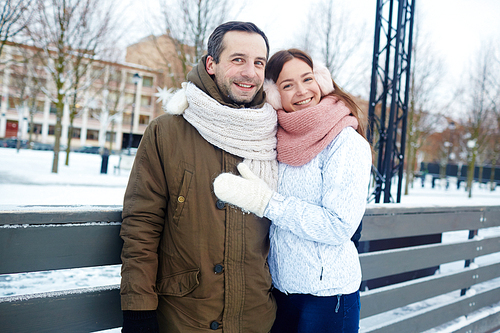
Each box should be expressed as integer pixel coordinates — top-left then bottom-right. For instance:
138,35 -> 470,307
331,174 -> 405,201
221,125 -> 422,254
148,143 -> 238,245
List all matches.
214,163 -> 274,218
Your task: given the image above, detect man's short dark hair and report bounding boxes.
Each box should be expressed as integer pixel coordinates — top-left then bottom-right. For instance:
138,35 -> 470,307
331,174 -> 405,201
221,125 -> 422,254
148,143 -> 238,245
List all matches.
207,21 -> 270,63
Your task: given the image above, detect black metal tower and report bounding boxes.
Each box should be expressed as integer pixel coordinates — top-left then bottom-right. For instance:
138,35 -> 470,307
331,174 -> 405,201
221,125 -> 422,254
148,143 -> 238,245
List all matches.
367,0 -> 416,203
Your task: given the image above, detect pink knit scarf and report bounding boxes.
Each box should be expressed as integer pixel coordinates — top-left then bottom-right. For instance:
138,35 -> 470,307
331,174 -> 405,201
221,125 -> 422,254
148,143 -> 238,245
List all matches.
277,95 -> 358,166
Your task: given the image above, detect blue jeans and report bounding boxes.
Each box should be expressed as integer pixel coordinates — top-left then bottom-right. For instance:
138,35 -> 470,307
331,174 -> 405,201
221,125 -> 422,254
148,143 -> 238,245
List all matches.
271,289 -> 360,333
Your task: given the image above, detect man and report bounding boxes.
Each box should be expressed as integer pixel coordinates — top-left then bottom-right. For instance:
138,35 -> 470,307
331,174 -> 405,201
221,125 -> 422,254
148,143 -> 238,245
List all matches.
120,21 -> 278,332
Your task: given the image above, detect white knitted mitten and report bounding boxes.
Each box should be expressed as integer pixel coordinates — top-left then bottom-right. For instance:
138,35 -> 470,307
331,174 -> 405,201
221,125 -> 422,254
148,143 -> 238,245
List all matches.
214,163 -> 274,218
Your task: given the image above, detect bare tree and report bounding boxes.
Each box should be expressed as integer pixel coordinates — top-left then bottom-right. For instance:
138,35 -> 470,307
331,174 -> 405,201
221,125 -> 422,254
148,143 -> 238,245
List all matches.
488,110 -> 500,190
486,46 -> 500,190
9,56 -> 30,150
404,25 -> 446,194
462,44 -> 497,198
10,45 -> 45,147
0,0 -> 33,58
27,0 -> 121,173
300,0 -> 369,94
91,66 -> 127,153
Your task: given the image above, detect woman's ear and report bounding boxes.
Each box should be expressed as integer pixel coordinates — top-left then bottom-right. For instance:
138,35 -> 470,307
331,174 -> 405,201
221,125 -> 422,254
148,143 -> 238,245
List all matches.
313,63 -> 335,96
263,79 -> 282,110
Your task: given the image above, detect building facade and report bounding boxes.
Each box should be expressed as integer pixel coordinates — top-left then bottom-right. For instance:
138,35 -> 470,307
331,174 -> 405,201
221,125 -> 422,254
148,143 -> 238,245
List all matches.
0,43 -> 163,151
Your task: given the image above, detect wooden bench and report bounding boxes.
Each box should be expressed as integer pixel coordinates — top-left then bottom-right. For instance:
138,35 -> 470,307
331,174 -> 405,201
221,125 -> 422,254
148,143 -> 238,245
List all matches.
1,204 -> 499,332
113,154 -> 135,175
0,206 -> 123,332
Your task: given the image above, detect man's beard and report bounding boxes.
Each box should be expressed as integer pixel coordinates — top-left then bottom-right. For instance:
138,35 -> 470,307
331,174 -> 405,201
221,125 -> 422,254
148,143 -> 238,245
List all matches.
216,76 -> 261,105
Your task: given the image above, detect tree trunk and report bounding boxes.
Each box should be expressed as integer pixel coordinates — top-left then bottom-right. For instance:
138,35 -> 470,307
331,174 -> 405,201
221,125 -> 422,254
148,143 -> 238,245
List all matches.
491,158 -> 497,191
65,124 -> 74,166
404,145 -> 414,195
51,99 -> 64,173
108,121 -> 115,153
52,121 -> 62,173
467,150 -> 477,198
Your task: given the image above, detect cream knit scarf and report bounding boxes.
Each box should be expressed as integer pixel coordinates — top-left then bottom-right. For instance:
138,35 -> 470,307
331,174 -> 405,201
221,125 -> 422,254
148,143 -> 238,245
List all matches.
167,82 -> 279,191
277,95 -> 358,167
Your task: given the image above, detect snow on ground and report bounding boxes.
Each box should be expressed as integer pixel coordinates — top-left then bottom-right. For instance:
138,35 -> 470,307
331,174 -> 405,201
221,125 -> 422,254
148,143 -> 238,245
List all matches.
1,147 -> 499,207
1,147 -> 500,332
0,147 -> 130,206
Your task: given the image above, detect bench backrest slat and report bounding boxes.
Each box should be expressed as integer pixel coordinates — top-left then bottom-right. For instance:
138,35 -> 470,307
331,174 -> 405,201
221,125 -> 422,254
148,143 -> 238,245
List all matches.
0,287 -> 121,333
359,235 -> 500,280
361,205 -> 500,241
360,261 -> 500,318
362,285 -> 500,333
0,223 -> 123,274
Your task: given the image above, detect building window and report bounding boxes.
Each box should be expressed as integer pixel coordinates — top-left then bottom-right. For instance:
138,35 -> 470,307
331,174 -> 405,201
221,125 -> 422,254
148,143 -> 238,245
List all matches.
143,76 -> 153,87
126,73 -> 141,85
50,103 -> 57,114
106,131 -> 116,142
36,101 -> 44,112
71,128 -> 81,138
139,115 -> 150,125
108,91 -> 119,103
48,125 -> 55,135
92,65 -> 105,80
141,95 -> 151,107
124,93 -> 134,105
123,113 -> 132,125
8,97 -> 19,109
87,129 -> 99,140
34,124 -> 42,134
109,70 -> 123,84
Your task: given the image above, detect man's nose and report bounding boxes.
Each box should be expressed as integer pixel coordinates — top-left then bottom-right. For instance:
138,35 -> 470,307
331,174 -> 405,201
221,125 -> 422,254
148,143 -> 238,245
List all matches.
240,63 -> 257,78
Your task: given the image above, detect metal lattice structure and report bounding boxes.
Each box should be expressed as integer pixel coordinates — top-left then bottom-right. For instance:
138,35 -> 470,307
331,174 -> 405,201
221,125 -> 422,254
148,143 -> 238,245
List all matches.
367,0 -> 416,203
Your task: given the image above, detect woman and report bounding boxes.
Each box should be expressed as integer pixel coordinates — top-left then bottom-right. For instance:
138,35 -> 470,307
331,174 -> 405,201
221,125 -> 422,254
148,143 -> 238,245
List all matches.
214,49 -> 372,332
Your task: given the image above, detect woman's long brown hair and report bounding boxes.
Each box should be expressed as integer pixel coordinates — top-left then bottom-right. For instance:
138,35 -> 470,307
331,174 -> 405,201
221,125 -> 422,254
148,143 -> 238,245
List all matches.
265,48 -> 366,140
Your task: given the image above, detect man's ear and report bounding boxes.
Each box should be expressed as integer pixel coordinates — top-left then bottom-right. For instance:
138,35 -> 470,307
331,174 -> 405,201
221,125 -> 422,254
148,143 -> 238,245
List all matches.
206,56 -> 216,75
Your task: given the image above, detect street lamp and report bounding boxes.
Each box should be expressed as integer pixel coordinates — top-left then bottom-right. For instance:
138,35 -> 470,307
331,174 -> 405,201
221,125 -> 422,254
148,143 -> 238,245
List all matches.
127,73 -> 141,155
466,138 -> 477,198
442,121 -> 456,189
467,139 -> 476,150
446,121 -> 456,163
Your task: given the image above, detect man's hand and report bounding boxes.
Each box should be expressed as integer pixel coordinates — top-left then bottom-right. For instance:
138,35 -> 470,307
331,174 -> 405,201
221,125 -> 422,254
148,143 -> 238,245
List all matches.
214,163 -> 274,218
122,310 -> 159,333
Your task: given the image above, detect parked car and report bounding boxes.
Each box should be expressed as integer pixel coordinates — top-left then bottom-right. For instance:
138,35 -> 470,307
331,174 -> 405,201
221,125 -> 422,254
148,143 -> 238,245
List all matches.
76,146 -> 101,154
31,142 -> 54,151
1,137 -> 28,149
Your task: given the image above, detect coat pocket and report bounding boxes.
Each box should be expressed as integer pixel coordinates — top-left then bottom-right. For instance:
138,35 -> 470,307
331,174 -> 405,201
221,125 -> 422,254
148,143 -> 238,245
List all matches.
172,168 -> 193,227
157,268 -> 200,297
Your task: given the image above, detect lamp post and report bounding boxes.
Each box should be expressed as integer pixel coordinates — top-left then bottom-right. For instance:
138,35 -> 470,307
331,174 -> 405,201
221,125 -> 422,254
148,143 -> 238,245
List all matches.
127,73 -> 141,155
466,138 -> 477,198
444,121 -> 456,189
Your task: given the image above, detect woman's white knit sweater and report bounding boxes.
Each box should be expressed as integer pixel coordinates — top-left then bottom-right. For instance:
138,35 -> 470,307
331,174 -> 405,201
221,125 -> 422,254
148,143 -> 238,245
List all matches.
264,127 -> 372,296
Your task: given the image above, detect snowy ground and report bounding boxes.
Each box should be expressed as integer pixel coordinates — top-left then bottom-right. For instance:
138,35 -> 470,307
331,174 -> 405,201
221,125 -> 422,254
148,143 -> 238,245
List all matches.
1,147 -> 499,207
0,147 -> 130,206
1,147 -> 500,332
